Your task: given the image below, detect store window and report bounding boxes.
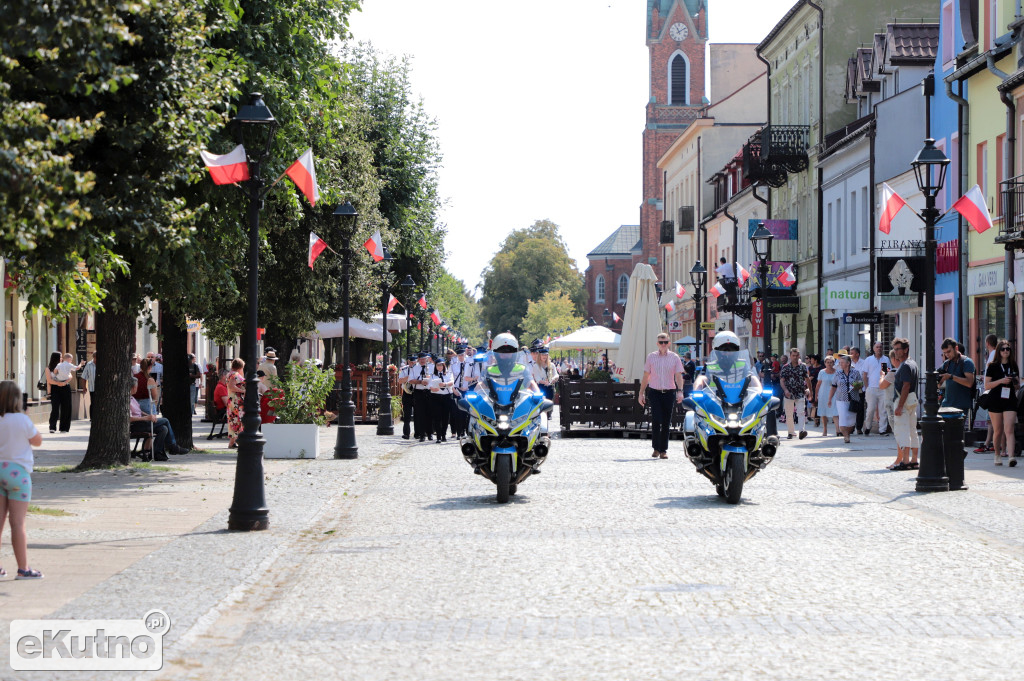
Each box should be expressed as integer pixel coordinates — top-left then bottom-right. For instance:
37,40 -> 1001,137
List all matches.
976,296 -> 1005,366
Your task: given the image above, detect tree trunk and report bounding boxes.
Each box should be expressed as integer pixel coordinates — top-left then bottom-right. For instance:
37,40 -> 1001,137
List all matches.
80,309 -> 133,469
161,307 -> 193,450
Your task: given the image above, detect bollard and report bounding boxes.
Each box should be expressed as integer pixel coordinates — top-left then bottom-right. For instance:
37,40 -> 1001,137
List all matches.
939,406 -> 968,491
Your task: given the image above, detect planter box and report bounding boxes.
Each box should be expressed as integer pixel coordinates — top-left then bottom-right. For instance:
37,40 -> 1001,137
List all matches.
262,423 -> 320,459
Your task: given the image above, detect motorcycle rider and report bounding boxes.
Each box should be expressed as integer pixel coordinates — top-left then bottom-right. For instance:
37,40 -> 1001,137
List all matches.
489,333 -> 539,392
692,332 -> 762,392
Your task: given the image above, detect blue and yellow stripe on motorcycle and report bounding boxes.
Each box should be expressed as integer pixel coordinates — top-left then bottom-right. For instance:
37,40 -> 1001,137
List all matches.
720,444 -> 749,472
491,446 -> 517,473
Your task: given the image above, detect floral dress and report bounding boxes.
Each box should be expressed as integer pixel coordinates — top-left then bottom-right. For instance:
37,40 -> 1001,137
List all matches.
227,371 -> 245,438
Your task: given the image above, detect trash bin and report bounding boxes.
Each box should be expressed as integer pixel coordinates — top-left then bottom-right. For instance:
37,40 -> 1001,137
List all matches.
939,406 -> 967,491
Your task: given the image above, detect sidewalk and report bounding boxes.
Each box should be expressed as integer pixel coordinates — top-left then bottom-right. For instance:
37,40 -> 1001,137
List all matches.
0,416 -> 409,632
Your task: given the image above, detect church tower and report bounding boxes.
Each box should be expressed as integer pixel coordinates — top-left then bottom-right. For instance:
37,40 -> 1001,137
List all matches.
639,0 -> 707,279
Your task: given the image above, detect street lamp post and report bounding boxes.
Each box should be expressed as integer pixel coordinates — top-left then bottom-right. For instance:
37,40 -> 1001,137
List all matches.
689,261 -> 707,360
401,276 -> 416,361
376,249 -> 396,437
227,93 -> 276,532
911,138 -> 951,492
333,202 -> 359,460
751,223 -> 775,361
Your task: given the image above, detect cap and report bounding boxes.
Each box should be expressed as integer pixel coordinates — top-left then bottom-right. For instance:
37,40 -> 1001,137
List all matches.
538,347 -> 549,354
416,351 -> 429,359
406,355 -> 417,361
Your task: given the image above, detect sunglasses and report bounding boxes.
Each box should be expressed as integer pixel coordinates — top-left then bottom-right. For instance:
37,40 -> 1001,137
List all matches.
658,340 -> 670,345
1001,347 -> 1012,352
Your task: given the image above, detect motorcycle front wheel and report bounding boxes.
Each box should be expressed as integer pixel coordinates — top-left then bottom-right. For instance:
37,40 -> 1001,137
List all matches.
495,455 -> 512,504
723,453 -> 745,504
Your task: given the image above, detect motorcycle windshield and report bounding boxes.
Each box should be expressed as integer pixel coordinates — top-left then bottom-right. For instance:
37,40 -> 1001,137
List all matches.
477,349 -> 532,406
705,350 -> 755,405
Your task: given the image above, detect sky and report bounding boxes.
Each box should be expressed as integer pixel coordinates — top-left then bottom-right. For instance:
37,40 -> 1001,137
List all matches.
347,0 -> 794,296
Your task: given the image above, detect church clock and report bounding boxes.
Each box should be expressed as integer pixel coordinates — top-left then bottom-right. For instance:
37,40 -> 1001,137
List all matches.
669,22 -> 688,41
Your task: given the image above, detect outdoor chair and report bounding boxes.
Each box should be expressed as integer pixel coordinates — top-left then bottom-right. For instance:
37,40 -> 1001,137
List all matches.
207,406 -> 228,440
130,420 -> 154,462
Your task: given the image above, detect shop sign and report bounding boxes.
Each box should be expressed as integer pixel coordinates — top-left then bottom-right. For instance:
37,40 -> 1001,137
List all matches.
820,279 -> 871,311
749,261 -> 796,290
967,263 -> 1005,296
1014,256 -> 1024,292
877,256 -> 926,294
668,320 -> 683,333
752,300 -> 764,337
186,319 -> 203,333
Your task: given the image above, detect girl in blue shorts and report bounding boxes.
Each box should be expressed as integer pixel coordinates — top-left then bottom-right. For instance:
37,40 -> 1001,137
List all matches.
0,380 -> 44,579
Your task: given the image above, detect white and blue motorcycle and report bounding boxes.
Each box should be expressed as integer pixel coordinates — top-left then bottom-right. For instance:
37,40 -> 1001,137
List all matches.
682,346 -> 779,504
457,336 -> 553,503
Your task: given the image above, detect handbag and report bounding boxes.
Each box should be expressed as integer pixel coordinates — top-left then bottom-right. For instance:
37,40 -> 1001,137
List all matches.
977,389 -> 994,411
37,370 -> 47,391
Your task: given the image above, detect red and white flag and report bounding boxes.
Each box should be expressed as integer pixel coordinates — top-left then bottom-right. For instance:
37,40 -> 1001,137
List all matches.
779,264 -> 796,287
418,294 -> 428,310
738,265 -> 751,286
878,182 -> 907,234
674,281 -> 685,298
200,144 -> 249,185
386,294 -> 399,313
709,282 -> 726,298
363,230 -> 384,261
430,310 -> 441,325
285,148 -> 320,206
308,232 -> 328,269
612,311 -> 621,323
664,300 -> 675,313
952,184 -> 993,233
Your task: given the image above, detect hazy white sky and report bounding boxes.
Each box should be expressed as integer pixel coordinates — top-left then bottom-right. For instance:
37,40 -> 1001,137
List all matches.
347,0 -> 794,294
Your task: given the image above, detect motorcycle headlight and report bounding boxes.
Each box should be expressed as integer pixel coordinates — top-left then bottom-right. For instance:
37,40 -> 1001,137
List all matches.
497,415 -> 511,432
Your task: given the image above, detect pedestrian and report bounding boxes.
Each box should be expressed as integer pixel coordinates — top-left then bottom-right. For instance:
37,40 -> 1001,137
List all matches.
975,333 -> 999,454
187,353 -> 202,416
397,355 -> 416,440
531,346 -> 558,400
637,332 -> 685,459
938,337 -> 977,426
807,355 -> 822,426
715,257 -> 736,304
0,380 -> 44,579
81,352 -> 97,420
132,358 -> 158,416
887,338 -> 919,470
780,348 -> 810,440
226,358 -> 245,449
451,346 -> 474,439
828,354 -> 862,443
46,352 -> 82,433
815,356 -> 839,436
410,352 -> 435,441
984,339 -> 1019,466
429,359 -> 455,442
882,348 -> 900,434
861,341 -> 890,435
682,352 -> 696,397
849,346 -> 866,433
258,350 -> 278,378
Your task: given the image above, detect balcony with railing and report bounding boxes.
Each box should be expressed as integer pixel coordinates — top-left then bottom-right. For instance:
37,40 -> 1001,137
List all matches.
759,125 -> 810,172
997,174 -> 1024,247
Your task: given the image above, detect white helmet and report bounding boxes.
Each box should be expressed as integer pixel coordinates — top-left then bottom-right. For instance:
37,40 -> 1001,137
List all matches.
712,331 -> 741,351
492,332 -> 518,353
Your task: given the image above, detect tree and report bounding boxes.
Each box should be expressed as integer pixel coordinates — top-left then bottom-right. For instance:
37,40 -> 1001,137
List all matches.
427,270 -> 482,347
520,291 -> 583,347
479,220 -> 585,340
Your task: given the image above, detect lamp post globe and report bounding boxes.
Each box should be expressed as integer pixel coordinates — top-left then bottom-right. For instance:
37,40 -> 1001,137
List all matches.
333,202 -> 359,459
226,93 -> 277,532
750,222 -> 774,362
910,138 -> 951,492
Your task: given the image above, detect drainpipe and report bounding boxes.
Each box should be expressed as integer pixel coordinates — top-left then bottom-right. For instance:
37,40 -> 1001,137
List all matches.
944,77 -> 969,342
988,54 -> 1017,344
724,206 -> 740,332
868,118 -> 877,349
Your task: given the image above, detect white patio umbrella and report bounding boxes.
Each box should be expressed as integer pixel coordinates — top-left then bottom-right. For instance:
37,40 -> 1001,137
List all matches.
547,325 -> 621,350
612,263 -> 663,382
310,318 -> 392,342
372,313 -> 409,332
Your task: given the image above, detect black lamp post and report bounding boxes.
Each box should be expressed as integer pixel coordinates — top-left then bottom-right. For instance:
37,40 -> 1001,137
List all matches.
751,222 -> 775,361
402,275 -> 416,362
689,260 -> 707,360
227,93 -> 276,532
333,202 -> 359,460
910,138 -> 950,492
654,282 -> 667,326
376,249 -> 396,436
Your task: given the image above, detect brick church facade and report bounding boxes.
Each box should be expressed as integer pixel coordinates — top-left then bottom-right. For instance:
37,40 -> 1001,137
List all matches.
585,1 -> 707,324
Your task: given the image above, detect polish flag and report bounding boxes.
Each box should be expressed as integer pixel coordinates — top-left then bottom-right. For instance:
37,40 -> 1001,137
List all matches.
665,300 -> 675,313
952,184 -> 994,233
417,322 -> 422,330
418,295 -> 428,310
779,264 -> 796,287
386,294 -> 399,313
308,232 -> 328,269
738,265 -> 751,286
674,281 -> 685,298
709,282 -> 726,298
430,310 -> 441,325
285,148 -> 319,206
878,182 -> 907,234
200,145 -> 249,185
612,311 -> 621,323
363,230 -> 384,261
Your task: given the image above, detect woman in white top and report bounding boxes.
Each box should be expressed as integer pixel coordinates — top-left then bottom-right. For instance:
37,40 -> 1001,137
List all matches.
532,347 -> 558,400
0,380 -> 44,579
46,352 -> 83,433
429,360 -> 455,443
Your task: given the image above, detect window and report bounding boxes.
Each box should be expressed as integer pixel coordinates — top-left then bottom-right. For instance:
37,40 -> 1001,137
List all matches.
861,188 -> 869,255
826,202 -> 833,261
988,0 -> 999,50
669,53 -> 689,106
595,274 -> 605,303
617,274 -> 629,303
850,191 -> 857,256
942,1 -> 955,65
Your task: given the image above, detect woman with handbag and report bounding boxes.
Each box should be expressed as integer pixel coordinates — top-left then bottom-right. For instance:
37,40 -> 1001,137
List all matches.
886,338 -> 919,470
827,354 -> 862,444
984,339 -> 1019,467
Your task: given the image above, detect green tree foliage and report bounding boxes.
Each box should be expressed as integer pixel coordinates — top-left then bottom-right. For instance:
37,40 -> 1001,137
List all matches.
520,291 -> 583,347
427,270 -> 482,346
479,220 -> 585,340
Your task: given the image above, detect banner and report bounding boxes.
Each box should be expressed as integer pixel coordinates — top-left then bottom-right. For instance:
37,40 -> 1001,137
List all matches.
751,300 -> 764,338
749,261 -> 796,290
748,219 -> 798,241
876,256 -> 926,294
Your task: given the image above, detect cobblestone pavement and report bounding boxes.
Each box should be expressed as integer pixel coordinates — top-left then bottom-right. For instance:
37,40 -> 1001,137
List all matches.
5,429 -> 1024,681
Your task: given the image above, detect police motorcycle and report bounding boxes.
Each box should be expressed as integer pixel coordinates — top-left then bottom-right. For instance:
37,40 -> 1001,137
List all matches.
682,332 -> 780,504
457,333 -> 554,503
